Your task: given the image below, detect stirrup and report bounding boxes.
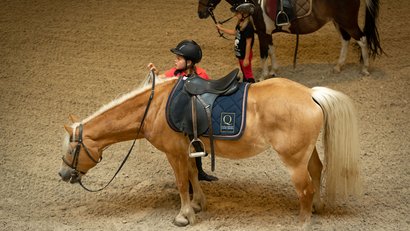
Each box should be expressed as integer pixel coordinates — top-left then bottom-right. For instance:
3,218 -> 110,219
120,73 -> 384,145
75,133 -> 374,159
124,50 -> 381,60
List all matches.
188,138 -> 207,158
276,11 -> 290,27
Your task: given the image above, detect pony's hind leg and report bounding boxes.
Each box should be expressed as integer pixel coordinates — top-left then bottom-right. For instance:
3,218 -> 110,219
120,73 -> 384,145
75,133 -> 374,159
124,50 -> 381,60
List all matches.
259,33 -> 278,79
290,161 -> 315,228
357,36 -> 370,75
308,147 -> 324,213
279,147 -> 315,228
336,22 -> 370,75
333,24 -> 351,73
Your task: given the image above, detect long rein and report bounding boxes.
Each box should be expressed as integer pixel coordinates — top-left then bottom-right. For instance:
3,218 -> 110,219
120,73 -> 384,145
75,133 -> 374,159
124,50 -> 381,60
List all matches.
78,71 -> 156,192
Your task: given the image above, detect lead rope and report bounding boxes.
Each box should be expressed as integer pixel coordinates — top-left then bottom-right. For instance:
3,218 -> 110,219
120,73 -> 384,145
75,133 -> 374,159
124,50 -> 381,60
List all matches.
208,7 -> 233,40
79,70 -> 156,192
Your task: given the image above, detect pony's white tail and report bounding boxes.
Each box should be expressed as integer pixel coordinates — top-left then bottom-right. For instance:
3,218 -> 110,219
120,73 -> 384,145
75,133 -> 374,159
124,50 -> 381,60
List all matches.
312,87 -> 362,203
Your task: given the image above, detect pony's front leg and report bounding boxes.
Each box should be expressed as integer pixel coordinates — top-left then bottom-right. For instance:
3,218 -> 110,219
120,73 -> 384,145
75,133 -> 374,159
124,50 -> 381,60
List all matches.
188,158 -> 207,213
165,153 -> 196,227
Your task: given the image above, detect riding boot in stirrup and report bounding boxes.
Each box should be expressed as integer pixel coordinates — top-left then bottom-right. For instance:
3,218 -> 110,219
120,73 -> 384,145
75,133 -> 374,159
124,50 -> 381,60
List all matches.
196,157 -> 218,181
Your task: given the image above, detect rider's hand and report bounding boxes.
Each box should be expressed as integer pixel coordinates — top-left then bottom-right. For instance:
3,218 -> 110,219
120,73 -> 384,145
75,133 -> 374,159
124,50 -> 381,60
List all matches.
147,63 -> 159,75
216,23 -> 223,31
243,58 -> 249,67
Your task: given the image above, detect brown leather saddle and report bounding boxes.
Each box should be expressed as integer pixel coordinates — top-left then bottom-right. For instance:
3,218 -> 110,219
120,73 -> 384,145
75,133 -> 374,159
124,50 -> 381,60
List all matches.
264,0 -> 312,27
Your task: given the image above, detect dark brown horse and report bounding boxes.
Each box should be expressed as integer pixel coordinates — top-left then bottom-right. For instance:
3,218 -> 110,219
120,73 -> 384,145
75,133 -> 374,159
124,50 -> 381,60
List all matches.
198,0 -> 383,77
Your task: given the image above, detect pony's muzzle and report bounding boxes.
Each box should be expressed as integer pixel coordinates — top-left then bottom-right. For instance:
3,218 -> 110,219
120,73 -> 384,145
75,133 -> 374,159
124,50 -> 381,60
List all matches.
58,168 -> 80,184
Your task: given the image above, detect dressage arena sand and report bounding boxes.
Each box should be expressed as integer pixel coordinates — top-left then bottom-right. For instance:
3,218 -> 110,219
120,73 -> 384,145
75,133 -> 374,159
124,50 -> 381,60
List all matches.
1,0 -> 409,230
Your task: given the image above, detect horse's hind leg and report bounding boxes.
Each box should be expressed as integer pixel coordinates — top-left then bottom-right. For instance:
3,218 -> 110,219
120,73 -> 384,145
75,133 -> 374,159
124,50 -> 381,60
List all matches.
345,25 -> 370,75
308,147 -> 324,213
259,33 -> 278,79
333,23 -> 351,73
336,22 -> 370,75
357,36 -> 370,75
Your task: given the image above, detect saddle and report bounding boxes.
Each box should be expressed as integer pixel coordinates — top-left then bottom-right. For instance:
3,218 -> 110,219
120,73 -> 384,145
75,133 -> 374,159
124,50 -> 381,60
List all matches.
166,69 -> 240,170
265,0 -> 312,27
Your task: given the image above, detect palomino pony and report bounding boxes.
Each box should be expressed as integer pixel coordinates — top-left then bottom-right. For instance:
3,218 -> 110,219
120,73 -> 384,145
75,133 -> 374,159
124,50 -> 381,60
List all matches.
59,74 -> 361,229
198,0 -> 383,77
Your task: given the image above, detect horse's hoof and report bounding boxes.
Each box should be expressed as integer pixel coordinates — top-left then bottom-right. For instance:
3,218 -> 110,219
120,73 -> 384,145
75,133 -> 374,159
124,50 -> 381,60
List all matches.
333,65 -> 342,73
361,69 -> 370,76
262,71 -> 269,77
269,71 -> 277,77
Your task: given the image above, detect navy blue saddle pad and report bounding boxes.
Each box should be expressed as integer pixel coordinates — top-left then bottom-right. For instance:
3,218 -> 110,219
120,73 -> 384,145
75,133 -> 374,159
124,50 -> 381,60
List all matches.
166,77 -> 250,140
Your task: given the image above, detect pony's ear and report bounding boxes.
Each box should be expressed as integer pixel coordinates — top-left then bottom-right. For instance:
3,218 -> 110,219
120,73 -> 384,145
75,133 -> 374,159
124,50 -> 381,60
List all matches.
69,114 -> 80,123
64,124 -> 73,136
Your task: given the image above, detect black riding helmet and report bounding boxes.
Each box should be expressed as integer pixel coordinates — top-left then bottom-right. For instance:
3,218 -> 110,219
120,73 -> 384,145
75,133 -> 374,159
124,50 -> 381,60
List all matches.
170,40 -> 202,64
231,1 -> 255,15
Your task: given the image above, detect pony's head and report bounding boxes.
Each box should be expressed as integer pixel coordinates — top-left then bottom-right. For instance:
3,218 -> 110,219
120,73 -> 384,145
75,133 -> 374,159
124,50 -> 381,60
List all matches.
58,73 -> 172,185
198,0 -> 222,18
59,121 -> 101,184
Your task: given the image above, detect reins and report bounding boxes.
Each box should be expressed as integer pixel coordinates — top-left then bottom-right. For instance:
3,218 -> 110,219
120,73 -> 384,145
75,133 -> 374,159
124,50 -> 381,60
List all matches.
68,70 -> 156,192
208,7 -> 234,40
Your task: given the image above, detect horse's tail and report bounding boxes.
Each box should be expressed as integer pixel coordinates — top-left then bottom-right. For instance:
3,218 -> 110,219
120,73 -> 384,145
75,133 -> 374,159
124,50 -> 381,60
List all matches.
311,87 -> 362,204
364,0 -> 383,58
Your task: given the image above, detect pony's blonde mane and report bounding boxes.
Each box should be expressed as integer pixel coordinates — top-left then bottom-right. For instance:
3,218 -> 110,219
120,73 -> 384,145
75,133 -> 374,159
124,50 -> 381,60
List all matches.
82,77 -> 175,124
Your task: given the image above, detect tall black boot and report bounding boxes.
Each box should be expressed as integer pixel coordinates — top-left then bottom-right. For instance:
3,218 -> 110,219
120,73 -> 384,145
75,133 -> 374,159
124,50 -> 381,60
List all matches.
196,157 -> 218,181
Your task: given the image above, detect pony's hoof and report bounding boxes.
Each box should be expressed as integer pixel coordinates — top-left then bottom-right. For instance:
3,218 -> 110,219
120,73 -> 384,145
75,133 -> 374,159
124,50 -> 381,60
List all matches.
191,202 -> 202,213
312,202 -> 324,214
173,215 -> 189,227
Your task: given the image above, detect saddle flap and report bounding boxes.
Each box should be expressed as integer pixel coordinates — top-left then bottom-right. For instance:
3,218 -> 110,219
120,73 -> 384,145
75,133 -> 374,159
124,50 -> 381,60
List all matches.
166,77 -> 210,135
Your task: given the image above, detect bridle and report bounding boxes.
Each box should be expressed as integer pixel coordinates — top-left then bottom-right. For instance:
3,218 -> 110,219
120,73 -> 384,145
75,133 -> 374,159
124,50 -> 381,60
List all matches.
62,123 -> 101,176
61,70 -> 156,192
